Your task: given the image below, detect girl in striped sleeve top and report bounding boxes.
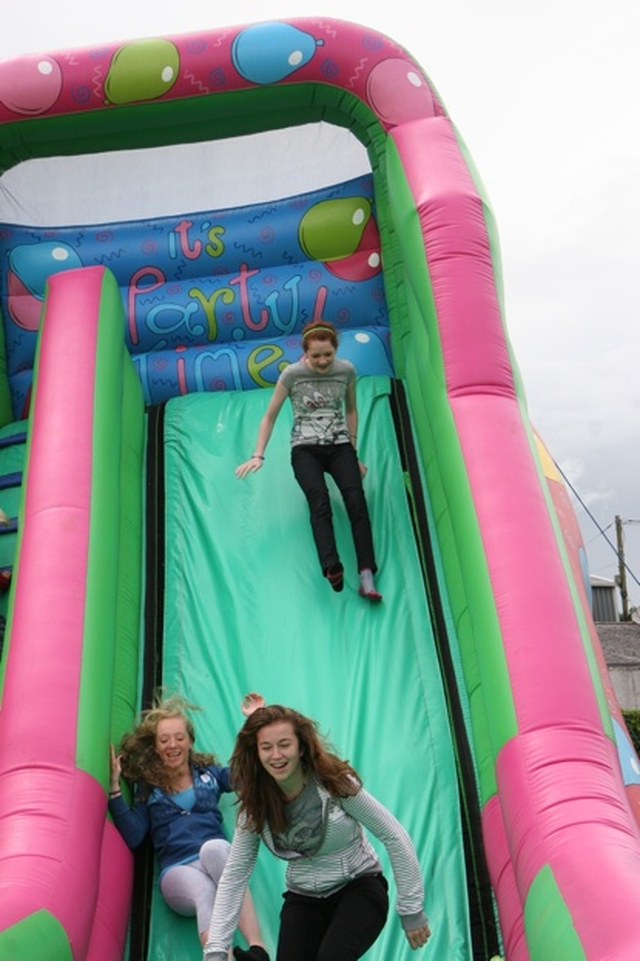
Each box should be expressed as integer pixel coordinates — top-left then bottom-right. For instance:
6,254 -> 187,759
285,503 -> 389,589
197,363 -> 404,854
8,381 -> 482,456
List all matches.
204,700 -> 431,961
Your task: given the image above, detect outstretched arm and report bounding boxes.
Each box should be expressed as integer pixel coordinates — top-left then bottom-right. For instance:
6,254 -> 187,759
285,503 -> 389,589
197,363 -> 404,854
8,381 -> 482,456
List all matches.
235,382 -> 288,478
342,788 -> 431,949
203,819 -> 261,960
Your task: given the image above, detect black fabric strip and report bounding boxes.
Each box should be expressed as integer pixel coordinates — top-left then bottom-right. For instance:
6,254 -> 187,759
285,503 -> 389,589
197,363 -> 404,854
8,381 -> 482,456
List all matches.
388,379 -> 502,961
128,401 -> 167,961
143,401 -> 166,703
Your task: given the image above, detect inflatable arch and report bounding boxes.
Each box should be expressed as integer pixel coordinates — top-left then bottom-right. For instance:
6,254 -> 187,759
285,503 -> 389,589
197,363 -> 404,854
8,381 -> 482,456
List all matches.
0,17 -> 639,961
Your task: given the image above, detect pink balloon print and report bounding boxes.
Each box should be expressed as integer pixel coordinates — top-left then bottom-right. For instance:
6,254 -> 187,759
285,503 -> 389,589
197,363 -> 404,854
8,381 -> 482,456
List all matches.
7,272 -> 43,331
325,219 -> 382,282
0,55 -> 63,115
366,58 -> 435,126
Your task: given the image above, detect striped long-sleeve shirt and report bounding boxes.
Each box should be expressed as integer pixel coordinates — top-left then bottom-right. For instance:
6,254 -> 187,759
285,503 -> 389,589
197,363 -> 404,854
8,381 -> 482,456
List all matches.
204,779 -> 428,961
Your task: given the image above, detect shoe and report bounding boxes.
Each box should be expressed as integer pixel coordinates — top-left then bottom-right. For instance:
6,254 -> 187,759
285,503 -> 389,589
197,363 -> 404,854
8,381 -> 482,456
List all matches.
326,563 -> 344,592
233,948 -> 270,961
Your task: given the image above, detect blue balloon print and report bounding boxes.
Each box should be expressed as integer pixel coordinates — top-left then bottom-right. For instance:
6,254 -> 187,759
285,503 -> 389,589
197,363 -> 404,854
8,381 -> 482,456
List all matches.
612,716 -> 640,786
231,23 -> 322,84
9,242 -> 82,299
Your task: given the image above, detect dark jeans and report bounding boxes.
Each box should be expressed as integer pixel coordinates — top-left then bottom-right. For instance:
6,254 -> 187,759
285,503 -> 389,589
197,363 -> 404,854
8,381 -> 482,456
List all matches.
291,443 -> 377,574
276,874 -> 389,961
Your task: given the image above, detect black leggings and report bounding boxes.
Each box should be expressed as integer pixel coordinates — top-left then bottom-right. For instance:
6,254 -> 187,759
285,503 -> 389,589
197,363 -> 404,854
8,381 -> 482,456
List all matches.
276,874 -> 389,961
291,443 -> 377,574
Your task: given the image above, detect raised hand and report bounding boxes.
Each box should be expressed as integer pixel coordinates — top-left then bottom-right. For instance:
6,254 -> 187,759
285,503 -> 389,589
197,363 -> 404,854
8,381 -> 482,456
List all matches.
241,692 -> 265,716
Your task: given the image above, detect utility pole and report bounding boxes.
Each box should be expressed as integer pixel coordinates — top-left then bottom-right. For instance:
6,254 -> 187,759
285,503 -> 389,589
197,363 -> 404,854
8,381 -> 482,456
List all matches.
615,514 -> 629,621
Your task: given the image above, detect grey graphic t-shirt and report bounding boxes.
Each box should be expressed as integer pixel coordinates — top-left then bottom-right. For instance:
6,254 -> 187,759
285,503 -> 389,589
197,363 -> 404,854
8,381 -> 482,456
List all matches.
279,357 -> 355,448
273,779 -> 324,856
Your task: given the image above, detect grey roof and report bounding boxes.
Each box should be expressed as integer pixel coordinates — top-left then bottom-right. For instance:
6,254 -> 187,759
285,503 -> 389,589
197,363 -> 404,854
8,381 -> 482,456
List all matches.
591,575 -> 617,587
596,622 -> 640,667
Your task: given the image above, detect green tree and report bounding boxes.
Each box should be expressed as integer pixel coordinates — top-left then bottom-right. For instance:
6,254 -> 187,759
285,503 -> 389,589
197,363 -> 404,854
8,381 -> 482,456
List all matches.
622,710 -> 640,754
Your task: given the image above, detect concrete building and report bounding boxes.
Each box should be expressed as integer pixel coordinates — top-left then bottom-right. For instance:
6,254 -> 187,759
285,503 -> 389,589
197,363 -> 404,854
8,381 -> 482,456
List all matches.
587,574 -> 640,710
597,621 -> 640,711
591,575 -> 620,623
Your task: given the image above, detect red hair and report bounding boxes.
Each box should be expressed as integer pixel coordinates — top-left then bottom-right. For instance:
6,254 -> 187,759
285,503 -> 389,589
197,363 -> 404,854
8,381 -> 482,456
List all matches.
301,320 -> 338,350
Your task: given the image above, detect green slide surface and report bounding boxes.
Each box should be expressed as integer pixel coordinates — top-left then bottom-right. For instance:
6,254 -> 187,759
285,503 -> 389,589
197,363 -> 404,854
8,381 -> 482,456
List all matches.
148,376 -> 472,960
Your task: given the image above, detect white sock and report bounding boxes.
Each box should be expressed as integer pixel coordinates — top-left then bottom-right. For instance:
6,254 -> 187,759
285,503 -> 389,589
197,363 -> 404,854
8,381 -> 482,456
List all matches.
359,568 -> 376,594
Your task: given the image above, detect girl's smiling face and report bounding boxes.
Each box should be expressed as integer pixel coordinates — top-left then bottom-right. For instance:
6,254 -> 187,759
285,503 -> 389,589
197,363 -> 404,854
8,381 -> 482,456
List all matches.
304,337 -> 336,374
256,719 -> 305,797
155,716 -> 192,773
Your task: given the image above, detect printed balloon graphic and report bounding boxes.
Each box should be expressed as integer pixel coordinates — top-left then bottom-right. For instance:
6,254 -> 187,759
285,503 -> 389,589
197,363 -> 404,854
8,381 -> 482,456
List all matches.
231,22 -> 322,84
299,198 -> 381,281
0,55 -> 63,115
366,58 -> 436,126
339,330 -> 393,375
104,39 -> 180,105
7,242 -> 82,330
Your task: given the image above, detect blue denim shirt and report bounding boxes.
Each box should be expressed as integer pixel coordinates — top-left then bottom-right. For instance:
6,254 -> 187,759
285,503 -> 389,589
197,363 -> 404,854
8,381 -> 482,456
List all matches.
109,764 -> 232,873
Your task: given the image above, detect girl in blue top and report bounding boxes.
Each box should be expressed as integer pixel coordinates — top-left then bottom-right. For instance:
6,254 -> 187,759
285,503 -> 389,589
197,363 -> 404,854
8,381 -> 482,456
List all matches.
236,320 -> 381,600
109,694 -> 269,961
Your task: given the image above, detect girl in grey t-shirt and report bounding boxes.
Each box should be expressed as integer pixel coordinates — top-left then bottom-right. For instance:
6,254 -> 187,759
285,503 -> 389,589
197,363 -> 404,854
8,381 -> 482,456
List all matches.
235,320 -> 381,600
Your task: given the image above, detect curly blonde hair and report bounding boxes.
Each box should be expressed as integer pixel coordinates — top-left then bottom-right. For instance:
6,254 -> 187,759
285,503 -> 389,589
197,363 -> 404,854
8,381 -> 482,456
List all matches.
118,693 -> 217,795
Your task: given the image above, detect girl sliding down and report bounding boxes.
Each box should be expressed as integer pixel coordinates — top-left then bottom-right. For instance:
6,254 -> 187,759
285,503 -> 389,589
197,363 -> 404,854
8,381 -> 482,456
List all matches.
235,320 -> 381,600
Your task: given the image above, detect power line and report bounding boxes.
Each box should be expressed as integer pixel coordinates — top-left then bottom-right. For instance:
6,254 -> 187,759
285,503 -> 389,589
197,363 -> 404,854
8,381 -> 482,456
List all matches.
553,460 -> 640,592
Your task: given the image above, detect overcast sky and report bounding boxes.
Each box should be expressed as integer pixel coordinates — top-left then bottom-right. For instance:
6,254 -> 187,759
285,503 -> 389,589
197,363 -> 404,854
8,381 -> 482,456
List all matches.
2,0 -> 639,606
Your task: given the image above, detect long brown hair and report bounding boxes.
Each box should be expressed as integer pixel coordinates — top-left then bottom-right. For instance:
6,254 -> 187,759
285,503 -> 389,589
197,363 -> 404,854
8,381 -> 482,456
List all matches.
231,704 -> 361,833
117,693 -> 217,795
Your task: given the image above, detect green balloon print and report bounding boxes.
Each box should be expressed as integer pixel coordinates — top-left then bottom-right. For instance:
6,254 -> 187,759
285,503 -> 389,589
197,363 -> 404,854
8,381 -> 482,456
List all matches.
299,198 -> 372,262
105,39 -> 180,105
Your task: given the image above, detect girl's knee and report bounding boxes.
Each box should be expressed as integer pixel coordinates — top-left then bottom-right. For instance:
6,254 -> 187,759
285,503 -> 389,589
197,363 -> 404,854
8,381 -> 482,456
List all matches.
199,838 -> 231,880
342,489 -> 367,518
303,484 -> 331,505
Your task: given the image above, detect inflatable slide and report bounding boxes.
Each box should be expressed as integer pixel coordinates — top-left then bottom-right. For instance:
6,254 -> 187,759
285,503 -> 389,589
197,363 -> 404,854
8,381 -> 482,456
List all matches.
1,17 -> 639,961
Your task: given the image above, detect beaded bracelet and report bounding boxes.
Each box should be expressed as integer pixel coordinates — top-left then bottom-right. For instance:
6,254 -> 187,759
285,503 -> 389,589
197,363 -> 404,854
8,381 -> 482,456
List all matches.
252,454 -> 265,460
